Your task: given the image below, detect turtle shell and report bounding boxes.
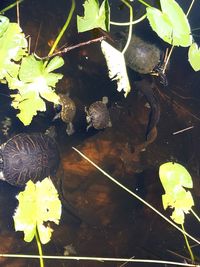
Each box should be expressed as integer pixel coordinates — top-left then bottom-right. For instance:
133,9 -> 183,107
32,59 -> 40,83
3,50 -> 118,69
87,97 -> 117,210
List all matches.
88,101 -> 111,130
59,94 -> 76,124
125,35 -> 161,74
0,133 -> 60,186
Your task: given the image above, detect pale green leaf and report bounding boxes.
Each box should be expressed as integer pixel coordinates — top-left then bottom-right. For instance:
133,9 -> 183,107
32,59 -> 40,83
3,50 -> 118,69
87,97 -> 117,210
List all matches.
188,42 -> 200,71
13,180 -> 37,242
159,162 -> 194,225
77,0 -> 110,32
11,91 -> 46,126
159,162 -> 193,193
9,54 -> 63,125
146,0 -> 192,47
101,40 -> 131,97
45,56 -> 64,73
43,72 -> 63,88
0,15 -> 9,37
171,208 -> 184,225
19,55 -> 44,82
0,22 -> 28,80
13,178 -> 62,244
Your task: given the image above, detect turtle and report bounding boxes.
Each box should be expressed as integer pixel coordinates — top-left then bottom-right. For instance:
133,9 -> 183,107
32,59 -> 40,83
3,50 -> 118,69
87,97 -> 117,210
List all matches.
54,94 -> 76,135
85,96 -> 112,130
115,32 -> 161,74
0,132 -> 60,186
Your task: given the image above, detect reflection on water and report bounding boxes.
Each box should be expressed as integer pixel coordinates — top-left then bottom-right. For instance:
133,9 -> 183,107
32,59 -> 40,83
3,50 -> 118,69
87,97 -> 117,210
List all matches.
1,0 -> 200,266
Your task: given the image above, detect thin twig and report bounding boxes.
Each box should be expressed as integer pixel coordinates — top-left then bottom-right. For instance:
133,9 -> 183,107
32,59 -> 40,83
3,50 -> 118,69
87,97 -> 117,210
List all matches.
41,36 -> 106,59
0,254 -> 198,266
72,147 -> 200,246
172,126 -> 194,135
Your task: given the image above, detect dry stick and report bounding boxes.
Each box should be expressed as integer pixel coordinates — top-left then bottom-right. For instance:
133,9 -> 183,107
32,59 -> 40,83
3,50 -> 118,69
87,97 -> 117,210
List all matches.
41,36 -> 106,59
0,254 -> 198,266
173,126 -> 194,135
72,146 -> 200,246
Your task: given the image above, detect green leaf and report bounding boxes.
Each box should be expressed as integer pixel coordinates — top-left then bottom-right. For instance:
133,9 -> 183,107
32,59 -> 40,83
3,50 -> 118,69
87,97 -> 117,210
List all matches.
45,56 -> 64,73
188,42 -> 200,71
19,55 -> 44,82
8,54 -> 63,125
0,22 -> 28,80
159,162 -> 194,224
101,40 -> 131,97
146,0 -> 192,47
77,0 -> 110,32
13,178 -> 62,244
11,91 -> 46,126
159,162 -> 193,193
0,15 -> 9,37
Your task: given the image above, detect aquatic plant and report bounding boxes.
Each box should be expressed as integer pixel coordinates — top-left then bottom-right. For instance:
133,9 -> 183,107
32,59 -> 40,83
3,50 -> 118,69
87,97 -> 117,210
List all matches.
159,162 -> 196,262
77,0 -> 200,87
13,177 -> 62,267
0,0 -> 199,125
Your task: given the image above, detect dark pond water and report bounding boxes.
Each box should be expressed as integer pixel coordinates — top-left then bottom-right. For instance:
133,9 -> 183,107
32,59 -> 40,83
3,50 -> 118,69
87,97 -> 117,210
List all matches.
1,0 -> 200,266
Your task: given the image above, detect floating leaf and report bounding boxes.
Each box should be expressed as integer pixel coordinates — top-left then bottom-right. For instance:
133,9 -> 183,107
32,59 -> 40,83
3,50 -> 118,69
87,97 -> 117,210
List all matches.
13,178 -> 62,244
11,91 -> 46,126
146,0 -> 192,47
0,15 -> 9,37
77,0 -> 110,32
45,56 -> 66,73
7,54 -> 64,125
159,162 -> 193,192
101,40 -> 131,97
159,162 -> 194,224
0,22 -> 28,80
188,42 -> 200,71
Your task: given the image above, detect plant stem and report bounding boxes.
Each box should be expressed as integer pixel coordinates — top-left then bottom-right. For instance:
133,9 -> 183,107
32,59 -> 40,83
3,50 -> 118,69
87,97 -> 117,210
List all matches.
137,0 -> 151,8
48,0 -> 75,56
186,0 -> 195,17
35,228 -> 44,267
0,0 -> 24,14
72,147 -> 200,246
191,209 -> 200,222
181,224 -> 195,263
121,0 -> 133,55
162,0 -> 196,74
110,14 -> 146,26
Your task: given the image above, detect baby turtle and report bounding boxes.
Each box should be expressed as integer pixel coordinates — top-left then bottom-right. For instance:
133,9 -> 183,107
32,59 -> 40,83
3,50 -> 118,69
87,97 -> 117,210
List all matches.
54,94 -> 76,135
0,132 -> 60,186
85,97 -> 112,130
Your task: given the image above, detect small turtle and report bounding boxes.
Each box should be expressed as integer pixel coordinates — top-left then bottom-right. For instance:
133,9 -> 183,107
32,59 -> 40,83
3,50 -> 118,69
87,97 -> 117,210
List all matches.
54,94 -> 76,135
85,96 -> 112,130
0,132 -> 60,186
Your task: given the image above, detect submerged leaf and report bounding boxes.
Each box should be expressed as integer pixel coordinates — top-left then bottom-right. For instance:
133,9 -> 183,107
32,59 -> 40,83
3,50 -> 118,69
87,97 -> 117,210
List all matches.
13,178 -> 62,244
188,42 -> 200,71
77,0 -> 110,32
101,40 -> 131,97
